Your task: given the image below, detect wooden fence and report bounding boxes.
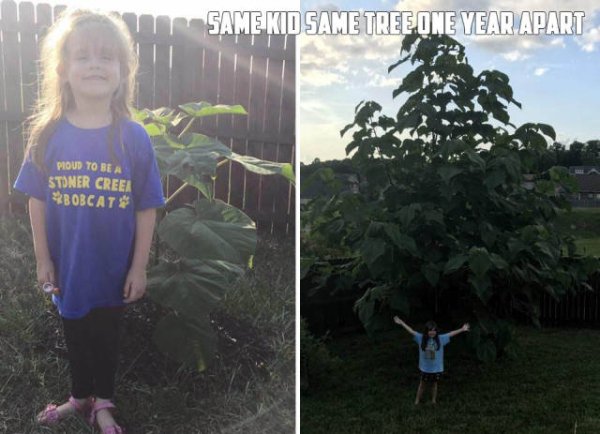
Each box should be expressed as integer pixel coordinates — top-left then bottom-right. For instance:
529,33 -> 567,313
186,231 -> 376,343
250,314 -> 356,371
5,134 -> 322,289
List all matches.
302,276 -> 600,336
0,1 -> 295,236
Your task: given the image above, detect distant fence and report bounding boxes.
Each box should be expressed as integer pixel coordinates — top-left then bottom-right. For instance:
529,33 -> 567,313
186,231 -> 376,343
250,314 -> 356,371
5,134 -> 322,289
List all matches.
302,274 -> 600,336
0,1 -> 295,235
570,199 -> 600,208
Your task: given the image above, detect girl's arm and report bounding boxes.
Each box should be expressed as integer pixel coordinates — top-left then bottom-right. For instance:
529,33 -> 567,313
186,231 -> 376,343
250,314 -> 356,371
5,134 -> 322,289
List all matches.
123,208 -> 157,303
447,323 -> 470,337
393,316 -> 417,336
28,197 -> 55,286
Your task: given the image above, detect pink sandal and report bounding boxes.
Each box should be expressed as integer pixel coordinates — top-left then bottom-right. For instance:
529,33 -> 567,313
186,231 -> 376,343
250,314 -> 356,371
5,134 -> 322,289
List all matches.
37,396 -> 92,425
89,399 -> 124,434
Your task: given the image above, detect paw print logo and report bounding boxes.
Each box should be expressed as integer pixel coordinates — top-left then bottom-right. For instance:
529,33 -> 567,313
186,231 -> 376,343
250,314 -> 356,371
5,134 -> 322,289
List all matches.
119,195 -> 130,209
52,191 -> 62,205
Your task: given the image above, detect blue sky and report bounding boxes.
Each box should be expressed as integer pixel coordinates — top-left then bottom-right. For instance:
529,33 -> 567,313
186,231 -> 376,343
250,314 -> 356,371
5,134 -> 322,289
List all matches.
300,0 -> 600,162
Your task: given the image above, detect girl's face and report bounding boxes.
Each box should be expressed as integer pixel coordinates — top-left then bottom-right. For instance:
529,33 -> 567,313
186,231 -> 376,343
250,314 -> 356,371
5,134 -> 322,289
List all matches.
63,25 -> 121,105
427,329 -> 437,338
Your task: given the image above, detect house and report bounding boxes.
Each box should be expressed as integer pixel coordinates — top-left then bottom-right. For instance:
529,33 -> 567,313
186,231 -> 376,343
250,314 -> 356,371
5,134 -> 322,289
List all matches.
569,166 -> 600,207
569,166 -> 600,175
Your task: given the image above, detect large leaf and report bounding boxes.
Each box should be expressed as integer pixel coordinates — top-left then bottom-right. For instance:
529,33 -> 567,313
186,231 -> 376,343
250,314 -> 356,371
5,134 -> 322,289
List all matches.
360,237 -> 387,275
179,101 -> 247,118
152,133 -> 231,195
228,153 -> 296,186
153,313 -> 216,371
438,165 -> 463,184
383,224 -> 418,255
147,259 -> 244,320
158,199 -> 256,265
134,107 -> 187,128
444,254 -> 468,274
469,247 -> 492,278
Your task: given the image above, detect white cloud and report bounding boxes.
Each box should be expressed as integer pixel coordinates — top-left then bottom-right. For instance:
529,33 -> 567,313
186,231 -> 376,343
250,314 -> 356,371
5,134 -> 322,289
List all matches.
502,50 -> 530,61
577,26 -> 600,52
300,68 -> 347,87
368,74 -> 400,87
534,67 -> 548,76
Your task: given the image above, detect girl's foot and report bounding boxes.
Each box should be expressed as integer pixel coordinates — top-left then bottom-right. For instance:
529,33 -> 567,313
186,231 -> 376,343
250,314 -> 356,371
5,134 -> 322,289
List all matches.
37,397 -> 92,424
91,398 -> 123,434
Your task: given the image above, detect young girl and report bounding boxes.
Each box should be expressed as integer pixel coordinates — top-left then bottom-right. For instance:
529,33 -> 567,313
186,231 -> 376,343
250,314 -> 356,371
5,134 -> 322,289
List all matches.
393,316 -> 469,404
14,9 -> 165,433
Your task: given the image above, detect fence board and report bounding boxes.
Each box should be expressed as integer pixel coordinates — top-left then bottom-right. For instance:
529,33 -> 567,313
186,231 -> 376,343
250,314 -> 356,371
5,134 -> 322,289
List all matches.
2,0 -> 22,213
19,2 -> 36,115
245,33 -> 268,231
230,33 -> 251,211
0,3 -> 7,214
259,35 -> 285,234
170,17 -> 186,110
154,16 -> 170,108
277,35 -> 295,235
214,33 -> 235,203
137,14 -> 154,109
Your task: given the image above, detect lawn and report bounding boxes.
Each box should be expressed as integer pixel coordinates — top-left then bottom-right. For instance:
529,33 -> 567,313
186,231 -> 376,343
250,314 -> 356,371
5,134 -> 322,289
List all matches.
0,217 -> 295,433
557,207 -> 600,256
301,327 -> 600,434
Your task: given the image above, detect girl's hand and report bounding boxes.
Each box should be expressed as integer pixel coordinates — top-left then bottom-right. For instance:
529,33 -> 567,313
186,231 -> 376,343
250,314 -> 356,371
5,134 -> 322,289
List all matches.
36,259 -> 55,287
393,316 -> 404,325
462,323 -> 470,332
123,267 -> 147,303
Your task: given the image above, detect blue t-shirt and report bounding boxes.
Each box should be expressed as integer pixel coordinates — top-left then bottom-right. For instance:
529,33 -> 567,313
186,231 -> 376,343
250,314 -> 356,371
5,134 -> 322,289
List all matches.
14,119 -> 165,319
413,332 -> 451,373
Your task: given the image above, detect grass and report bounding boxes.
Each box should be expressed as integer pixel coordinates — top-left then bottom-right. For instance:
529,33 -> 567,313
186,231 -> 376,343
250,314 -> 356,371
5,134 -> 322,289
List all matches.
301,327 -> 600,434
557,207 -> 600,256
0,217 -> 295,434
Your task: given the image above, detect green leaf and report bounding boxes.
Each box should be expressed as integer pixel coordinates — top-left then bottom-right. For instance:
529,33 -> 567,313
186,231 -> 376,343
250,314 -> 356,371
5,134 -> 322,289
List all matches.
444,254 -> 468,274
158,199 -> 256,265
483,170 -> 506,190
143,123 -> 167,137
152,313 -> 215,371
469,248 -> 492,278
152,133 -> 235,195
469,274 -> 491,302
355,286 -> 389,336
438,165 -> 463,184
399,203 -> 421,227
300,257 -> 315,280
538,123 -> 556,140
147,259 -> 243,320
360,237 -> 387,267
388,54 -> 410,73
421,263 -> 440,286
179,101 -> 247,118
489,253 -> 509,269
383,224 -> 418,255
229,153 -> 295,186
464,148 -> 486,170
134,107 -> 188,128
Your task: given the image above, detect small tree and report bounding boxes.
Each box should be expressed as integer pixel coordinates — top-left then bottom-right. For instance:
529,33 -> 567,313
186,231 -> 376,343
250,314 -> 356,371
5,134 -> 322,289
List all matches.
307,34 -> 597,361
136,102 -> 294,370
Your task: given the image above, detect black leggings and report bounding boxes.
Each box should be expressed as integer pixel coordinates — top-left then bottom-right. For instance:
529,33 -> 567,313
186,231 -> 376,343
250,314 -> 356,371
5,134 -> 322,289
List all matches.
62,307 -> 123,400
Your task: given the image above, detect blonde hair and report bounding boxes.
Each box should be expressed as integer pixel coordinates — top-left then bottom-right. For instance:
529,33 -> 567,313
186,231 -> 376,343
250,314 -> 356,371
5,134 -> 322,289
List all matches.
26,8 -> 139,169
